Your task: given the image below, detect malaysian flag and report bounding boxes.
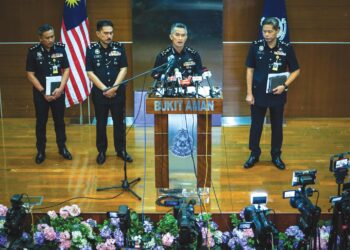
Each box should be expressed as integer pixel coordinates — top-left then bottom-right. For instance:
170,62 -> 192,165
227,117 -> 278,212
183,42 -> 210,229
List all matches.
61,0 -> 91,107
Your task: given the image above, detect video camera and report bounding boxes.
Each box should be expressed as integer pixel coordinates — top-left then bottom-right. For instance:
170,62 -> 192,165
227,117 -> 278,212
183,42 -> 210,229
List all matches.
329,152 -> 350,185
329,152 -> 350,172
244,192 -> 279,248
173,199 -> 199,247
284,170 -> 321,238
107,205 -> 130,235
292,169 -> 317,187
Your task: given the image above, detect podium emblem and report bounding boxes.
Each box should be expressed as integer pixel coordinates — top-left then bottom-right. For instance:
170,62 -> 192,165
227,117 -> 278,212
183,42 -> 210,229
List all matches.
170,129 -> 194,157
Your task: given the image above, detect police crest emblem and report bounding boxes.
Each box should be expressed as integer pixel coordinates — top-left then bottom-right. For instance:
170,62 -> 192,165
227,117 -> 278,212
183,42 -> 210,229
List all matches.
170,129 -> 194,157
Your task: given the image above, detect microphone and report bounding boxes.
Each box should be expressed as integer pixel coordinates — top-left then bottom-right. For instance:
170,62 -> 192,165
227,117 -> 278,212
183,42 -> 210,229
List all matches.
163,55 -> 175,77
202,67 -> 214,97
174,68 -> 182,81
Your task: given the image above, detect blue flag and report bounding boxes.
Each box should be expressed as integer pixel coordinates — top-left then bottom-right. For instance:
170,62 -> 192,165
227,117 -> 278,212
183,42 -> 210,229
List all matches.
259,0 -> 289,42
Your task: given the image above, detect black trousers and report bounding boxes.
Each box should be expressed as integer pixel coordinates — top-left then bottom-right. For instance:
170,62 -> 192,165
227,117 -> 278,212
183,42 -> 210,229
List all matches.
249,104 -> 284,158
93,101 -> 125,153
33,90 -> 66,152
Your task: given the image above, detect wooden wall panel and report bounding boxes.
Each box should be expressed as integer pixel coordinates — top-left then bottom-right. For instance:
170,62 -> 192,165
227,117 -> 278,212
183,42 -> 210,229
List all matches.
0,0 -> 133,118
223,0 -> 350,117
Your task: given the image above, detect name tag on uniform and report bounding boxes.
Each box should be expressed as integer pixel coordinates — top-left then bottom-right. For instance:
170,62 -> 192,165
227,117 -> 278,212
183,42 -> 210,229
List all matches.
52,65 -> 58,74
109,51 -> 121,56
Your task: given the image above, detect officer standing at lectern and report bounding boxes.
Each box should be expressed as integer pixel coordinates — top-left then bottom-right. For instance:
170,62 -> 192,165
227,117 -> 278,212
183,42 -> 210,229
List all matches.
243,17 -> 300,170
26,24 -> 72,164
86,20 -> 133,165
152,23 -> 203,80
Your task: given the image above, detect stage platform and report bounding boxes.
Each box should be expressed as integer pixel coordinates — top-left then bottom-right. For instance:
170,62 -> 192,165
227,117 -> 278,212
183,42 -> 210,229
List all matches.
0,118 -> 349,220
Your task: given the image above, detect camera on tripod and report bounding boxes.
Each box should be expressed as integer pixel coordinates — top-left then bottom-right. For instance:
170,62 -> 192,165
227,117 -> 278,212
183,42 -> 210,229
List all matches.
327,182 -> 350,249
283,170 -> 321,240
243,192 -> 279,249
329,152 -> 350,185
172,199 -> 199,248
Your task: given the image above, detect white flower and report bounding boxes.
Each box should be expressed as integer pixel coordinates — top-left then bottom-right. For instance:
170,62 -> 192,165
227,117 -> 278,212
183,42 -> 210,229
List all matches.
72,231 -> 83,242
213,230 -> 223,244
144,237 -> 156,249
47,210 -> 58,219
132,235 -> 142,244
69,204 -> 81,217
0,220 -> 5,230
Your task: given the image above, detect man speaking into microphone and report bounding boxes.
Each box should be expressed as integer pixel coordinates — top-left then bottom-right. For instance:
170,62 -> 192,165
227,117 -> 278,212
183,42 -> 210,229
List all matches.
152,23 -> 203,82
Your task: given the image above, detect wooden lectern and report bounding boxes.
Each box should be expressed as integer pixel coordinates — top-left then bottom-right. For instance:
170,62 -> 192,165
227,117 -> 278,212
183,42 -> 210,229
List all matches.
146,96 -> 223,188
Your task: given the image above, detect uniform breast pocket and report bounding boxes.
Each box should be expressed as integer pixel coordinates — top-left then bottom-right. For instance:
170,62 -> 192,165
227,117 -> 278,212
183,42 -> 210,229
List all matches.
113,57 -> 119,65
94,60 -> 101,68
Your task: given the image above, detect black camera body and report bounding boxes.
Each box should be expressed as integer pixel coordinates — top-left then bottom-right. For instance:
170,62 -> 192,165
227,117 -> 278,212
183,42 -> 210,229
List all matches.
173,199 -> 199,247
244,205 -> 279,248
107,205 -> 130,235
290,190 -> 321,237
4,194 -> 27,237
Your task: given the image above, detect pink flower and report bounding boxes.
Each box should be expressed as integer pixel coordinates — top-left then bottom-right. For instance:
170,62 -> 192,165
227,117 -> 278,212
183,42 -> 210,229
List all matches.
59,239 -> 71,249
43,226 -> 56,241
47,210 -> 57,219
59,231 -> 70,241
69,204 -> 81,217
59,206 -> 70,219
0,204 -> 8,216
37,223 -> 49,232
242,228 -> 254,238
162,232 -> 175,247
96,239 -> 116,250
201,228 -> 214,247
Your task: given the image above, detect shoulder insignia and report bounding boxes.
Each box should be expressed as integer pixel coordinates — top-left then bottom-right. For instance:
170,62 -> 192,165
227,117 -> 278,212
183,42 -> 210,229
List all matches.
185,46 -> 197,54
88,42 -> 99,49
29,43 -> 40,51
54,42 -> 65,48
110,41 -> 123,48
160,47 -> 172,56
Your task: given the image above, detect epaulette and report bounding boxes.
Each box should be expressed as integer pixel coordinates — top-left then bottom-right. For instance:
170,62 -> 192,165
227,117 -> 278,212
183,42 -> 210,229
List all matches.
88,42 -> 99,49
111,41 -> 122,47
160,47 -> 172,56
54,42 -> 65,48
29,43 -> 40,51
253,39 -> 264,45
185,46 -> 198,55
280,40 -> 290,47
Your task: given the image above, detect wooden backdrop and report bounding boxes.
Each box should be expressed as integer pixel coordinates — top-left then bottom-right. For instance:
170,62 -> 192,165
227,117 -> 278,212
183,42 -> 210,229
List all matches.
0,0 -> 350,118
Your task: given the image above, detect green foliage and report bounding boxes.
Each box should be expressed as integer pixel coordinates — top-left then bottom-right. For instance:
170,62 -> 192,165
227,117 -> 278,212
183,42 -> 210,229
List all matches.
156,213 -> 178,237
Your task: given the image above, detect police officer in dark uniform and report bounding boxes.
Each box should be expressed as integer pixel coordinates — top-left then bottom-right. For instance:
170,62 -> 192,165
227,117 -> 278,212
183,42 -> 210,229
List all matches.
244,17 -> 300,170
26,24 -> 73,164
86,20 -> 132,165
152,23 -> 203,81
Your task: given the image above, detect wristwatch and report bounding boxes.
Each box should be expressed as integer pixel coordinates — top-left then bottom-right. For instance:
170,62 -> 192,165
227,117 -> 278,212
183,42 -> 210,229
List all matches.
40,89 -> 45,95
282,83 -> 288,91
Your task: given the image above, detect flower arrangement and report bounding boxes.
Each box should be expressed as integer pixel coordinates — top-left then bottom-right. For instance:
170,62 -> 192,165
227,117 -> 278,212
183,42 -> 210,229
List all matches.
0,203 -> 338,249
278,225 -> 305,250
34,204 -> 97,249
0,204 -> 8,248
224,213 -> 256,250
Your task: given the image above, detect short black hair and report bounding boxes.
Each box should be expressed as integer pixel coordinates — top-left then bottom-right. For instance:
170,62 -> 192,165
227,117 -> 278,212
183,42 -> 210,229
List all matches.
262,17 -> 280,31
96,20 -> 114,31
37,24 -> 54,36
170,23 -> 188,34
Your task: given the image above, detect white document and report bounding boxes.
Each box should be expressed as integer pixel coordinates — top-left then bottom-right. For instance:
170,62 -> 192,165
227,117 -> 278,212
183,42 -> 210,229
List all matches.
266,72 -> 290,93
45,76 -> 62,95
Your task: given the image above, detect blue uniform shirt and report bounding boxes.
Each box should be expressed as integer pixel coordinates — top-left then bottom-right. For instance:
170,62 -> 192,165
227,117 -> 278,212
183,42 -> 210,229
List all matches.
26,42 -> 69,89
152,45 -> 203,79
246,39 -> 299,107
86,41 -> 128,104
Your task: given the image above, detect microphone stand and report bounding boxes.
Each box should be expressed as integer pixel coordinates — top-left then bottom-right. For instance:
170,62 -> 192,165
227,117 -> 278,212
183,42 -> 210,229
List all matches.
96,62 -> 170,200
